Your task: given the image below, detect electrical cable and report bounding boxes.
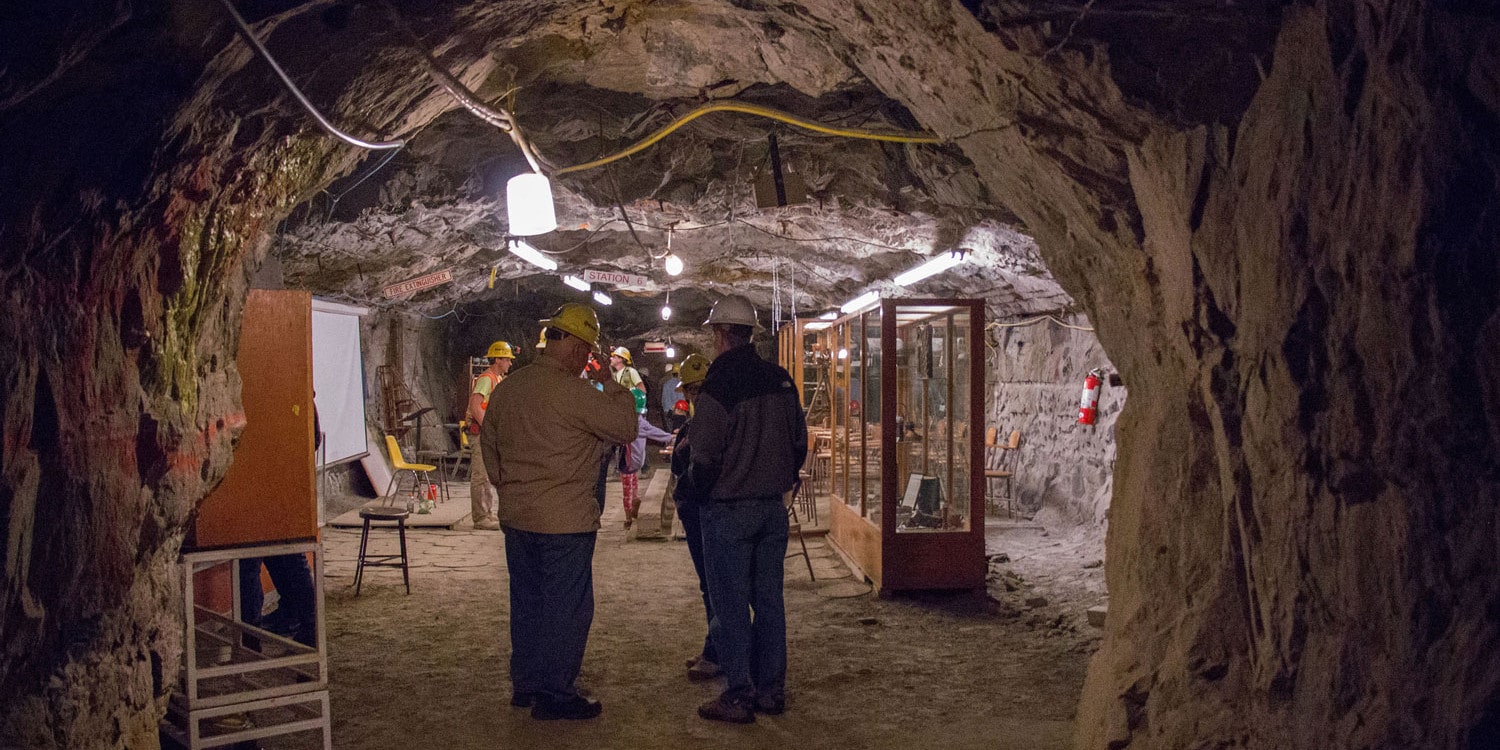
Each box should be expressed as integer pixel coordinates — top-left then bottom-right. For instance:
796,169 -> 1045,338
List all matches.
553,100 -> 942,176
987,314 -> 1094,332
214,0 -> 404,150
326,145 -> 405,218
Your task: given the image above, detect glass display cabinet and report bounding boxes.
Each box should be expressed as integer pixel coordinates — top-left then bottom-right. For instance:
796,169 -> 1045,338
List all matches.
780,298 -> 986,594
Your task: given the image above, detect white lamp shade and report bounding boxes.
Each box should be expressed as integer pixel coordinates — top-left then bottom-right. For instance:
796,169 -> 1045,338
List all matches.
507,172 -> 558,236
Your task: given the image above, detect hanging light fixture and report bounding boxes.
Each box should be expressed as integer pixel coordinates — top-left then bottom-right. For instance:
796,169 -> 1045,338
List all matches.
508,239 -> 558,271
805,321 -> 831,331
506,172 -> 558,236
665,343 -> 677,359
837,348 -> 849,359
593,290 -> 613,306
561,275 -> 589,291
893,251 -> 964,287
661,290 -> 673,320
663,226 -> 684,276
840,291 -> 880,314
819,311 -> 837,320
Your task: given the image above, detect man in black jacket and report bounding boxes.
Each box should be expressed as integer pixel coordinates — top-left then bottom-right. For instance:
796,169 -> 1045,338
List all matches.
686,296 -> 807,723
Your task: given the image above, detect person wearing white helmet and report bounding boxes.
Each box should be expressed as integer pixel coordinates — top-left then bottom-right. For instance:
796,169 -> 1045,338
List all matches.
481,303 -> 637,721
467,340 -> 515,530
607,345 -> 649,521
686,295 -> 807,723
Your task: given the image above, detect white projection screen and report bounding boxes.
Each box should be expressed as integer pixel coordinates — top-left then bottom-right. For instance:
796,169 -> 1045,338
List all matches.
311,299 -> 370,465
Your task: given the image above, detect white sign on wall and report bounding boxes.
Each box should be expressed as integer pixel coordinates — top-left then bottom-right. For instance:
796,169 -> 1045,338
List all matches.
583,269 -> 652,289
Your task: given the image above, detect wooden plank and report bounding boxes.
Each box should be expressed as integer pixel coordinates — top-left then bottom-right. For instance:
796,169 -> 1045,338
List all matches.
194,290 -> 316,547
827,498 -> 881,589
630,469 -> 673,540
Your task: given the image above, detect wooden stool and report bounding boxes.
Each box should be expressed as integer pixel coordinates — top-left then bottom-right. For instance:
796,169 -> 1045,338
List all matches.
354,507 -> 411,595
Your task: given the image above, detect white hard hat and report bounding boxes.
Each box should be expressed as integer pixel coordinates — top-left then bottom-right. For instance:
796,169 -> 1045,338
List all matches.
703,295 -> 758,328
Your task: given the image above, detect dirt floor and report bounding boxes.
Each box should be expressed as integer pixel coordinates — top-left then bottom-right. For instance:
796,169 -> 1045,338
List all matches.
291,471 -> 1103,749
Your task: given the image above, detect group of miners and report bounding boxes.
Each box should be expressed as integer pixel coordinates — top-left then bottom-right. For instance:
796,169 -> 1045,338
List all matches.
467,294 -> 807,724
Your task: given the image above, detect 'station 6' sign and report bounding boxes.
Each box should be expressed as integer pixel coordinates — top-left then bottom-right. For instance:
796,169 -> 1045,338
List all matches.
583,269 -> 651,289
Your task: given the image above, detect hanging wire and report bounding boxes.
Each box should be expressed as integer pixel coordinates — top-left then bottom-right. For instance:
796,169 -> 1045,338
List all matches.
215,0 -> 405,150
987,314 -> 1095,332
553,100 -> 941,176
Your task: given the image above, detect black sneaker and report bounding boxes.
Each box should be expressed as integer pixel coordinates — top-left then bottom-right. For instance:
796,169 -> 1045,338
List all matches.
698,695 -> 755,724
511,691 -> 539,708
532,694 -> 602,720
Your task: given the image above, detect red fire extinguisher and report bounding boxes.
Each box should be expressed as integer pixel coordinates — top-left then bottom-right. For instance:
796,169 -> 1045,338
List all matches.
1078,368 -> 1103,425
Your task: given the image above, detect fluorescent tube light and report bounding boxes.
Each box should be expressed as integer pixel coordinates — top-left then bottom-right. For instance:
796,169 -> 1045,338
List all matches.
893,251 -> 963,287
804,321 -> 831,331
819,311 -> 837,320
509,240 -> 558,271
562,275 -> 589,291
840,291 -> 880,314
593,290 -> 613,306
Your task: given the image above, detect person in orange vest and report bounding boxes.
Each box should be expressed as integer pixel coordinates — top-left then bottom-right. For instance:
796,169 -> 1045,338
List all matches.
467,340 -> 514,530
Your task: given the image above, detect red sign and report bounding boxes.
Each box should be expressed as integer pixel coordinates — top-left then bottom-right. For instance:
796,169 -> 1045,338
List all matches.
383,269 -> 453,298
643,341 -> 666,353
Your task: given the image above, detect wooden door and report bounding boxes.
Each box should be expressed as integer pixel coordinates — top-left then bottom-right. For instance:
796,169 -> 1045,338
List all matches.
192,290 -> 317,548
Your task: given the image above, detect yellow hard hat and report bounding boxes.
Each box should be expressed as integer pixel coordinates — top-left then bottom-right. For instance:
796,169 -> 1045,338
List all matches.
486,340 -> 515,359
539,302 -> 602,348
677,353 -> 711,386
610,346 -> 632,364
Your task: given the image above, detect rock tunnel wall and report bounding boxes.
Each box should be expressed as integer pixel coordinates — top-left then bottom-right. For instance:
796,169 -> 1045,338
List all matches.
986,312 -> 1119,530
1,1 -> 1497,748
767,0 -> 1500,747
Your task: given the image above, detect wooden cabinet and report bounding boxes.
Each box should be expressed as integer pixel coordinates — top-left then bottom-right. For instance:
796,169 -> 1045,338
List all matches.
781,299 -> 986,594
192,290 -> 317,548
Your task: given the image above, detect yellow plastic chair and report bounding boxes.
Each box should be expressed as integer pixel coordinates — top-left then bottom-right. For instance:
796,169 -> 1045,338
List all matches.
383,435 -> 448,506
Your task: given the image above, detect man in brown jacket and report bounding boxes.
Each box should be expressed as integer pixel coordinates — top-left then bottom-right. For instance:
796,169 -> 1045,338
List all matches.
482,303 -> 637,720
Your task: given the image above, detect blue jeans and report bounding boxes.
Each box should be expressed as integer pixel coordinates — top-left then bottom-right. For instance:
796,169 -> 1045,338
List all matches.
503,527 -> 597,700
702,497 -> 788,700
676,498 -> 717,663
238,554 -> 317,647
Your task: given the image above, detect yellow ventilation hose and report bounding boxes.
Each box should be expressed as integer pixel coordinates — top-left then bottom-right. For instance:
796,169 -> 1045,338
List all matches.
553,100 -> 942,176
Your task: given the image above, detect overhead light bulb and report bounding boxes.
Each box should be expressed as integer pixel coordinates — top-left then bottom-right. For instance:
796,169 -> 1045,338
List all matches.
893,251 -> 964,287
593,290 -> 613,306
661,304 -> 673,320
506,172 -> 558,236
664,254 -> 684,276
562,275 -> 589,291
840,291 -> 880,314
508,239 -> 558,271
666,345 -> 676,359
837,348 -> 849,359
819,311 -> 837,320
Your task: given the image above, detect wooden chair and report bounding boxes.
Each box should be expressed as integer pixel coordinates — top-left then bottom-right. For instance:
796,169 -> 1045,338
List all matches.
984,428 -> 1021,518
785,491 -> 815,581
383,434 -> 448,507
796,433 -> 821,526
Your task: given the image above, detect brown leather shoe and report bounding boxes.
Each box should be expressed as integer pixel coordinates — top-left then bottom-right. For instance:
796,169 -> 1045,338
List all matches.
698,695 -> 755,724
686,658 -> 723,681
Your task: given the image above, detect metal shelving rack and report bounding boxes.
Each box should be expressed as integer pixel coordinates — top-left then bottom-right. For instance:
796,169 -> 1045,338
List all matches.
164,540 -> 330,749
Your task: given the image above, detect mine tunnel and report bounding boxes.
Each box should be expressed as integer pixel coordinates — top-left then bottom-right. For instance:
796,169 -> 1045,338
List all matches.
2,1 -> 1498,748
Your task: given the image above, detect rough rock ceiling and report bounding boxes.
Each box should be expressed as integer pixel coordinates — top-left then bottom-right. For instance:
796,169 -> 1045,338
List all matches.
272,6 -> 1072,337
